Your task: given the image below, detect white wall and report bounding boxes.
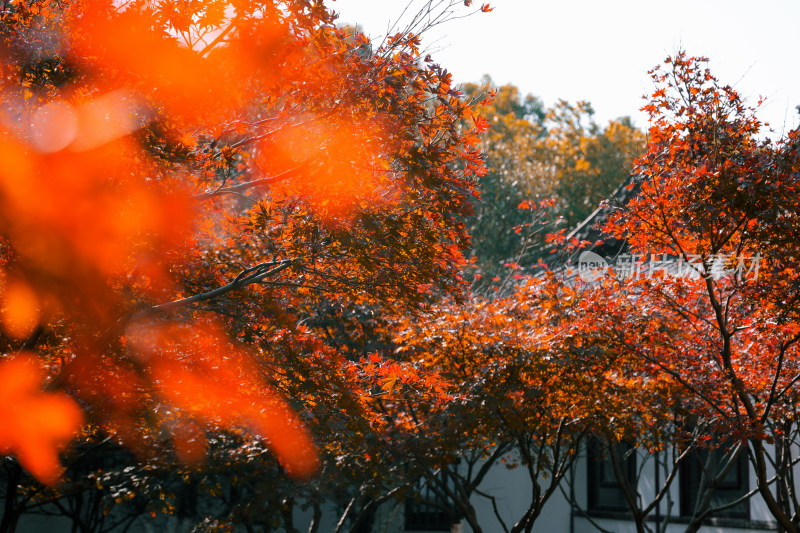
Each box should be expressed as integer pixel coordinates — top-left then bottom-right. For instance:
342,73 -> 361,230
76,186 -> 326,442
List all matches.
455,444 -> 779,533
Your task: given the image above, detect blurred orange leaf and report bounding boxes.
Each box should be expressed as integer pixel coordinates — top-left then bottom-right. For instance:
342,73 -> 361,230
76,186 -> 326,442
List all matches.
0,355 -> 83,484
129,321 -> 319,479
1,279 -> 40,340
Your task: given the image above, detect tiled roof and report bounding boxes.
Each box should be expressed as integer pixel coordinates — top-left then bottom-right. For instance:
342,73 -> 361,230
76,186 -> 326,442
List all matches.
564,174 -> 639,260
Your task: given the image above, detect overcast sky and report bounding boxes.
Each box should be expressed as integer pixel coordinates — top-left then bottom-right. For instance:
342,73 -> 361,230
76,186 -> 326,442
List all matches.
331,0 -> 800,137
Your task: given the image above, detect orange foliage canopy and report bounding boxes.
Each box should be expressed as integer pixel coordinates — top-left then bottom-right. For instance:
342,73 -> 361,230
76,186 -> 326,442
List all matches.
0,0 -> 486,483
377,53 -> 799,532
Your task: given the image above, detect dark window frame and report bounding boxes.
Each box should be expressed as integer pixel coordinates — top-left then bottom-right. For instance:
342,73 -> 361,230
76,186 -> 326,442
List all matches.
404,473 -> 457,531
679,444 -> 749,520
587,439 -> 637,513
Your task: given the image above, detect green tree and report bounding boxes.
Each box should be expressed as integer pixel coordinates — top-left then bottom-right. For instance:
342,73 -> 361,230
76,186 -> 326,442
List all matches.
544,101 -> 645,225
461,80 -> 551,278
462,80 -> 645,278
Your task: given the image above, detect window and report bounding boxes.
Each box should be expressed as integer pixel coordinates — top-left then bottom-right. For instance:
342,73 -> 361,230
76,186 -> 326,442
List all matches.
404,473 -> 457,531
587,439 -> 636,513
680,445 -> 749,520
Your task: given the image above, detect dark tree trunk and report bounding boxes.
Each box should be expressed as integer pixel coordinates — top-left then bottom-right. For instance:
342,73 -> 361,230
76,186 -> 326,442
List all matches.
0,461 -> 22,533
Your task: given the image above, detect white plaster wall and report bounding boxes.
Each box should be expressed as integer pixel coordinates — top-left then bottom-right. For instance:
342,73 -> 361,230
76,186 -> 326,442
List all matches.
451,457 -> 571,533
455,443 -> 780,533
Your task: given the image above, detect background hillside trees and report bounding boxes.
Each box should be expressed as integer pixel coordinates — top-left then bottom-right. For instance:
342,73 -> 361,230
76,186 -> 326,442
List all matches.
462,79 -> 645,278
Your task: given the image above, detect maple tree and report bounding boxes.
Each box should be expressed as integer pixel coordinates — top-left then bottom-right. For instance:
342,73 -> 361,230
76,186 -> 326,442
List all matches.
380,270 -> 644,533
540,275 -> 755,533
601,52 -> 800,532
0,0 -> 492,528
534,52 -> 800,532
395,286 -> 585,533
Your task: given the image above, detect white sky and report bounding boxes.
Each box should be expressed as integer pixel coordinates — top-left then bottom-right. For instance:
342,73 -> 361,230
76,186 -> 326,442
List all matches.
330,0 -> 800,137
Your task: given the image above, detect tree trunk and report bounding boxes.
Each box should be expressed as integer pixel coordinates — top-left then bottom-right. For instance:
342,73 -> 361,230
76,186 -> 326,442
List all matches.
307,498 -> 322,533
459,505 -> 483,533
750,440 -> 798,533
0,461 -> 22,533
684,518 -> 702,533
